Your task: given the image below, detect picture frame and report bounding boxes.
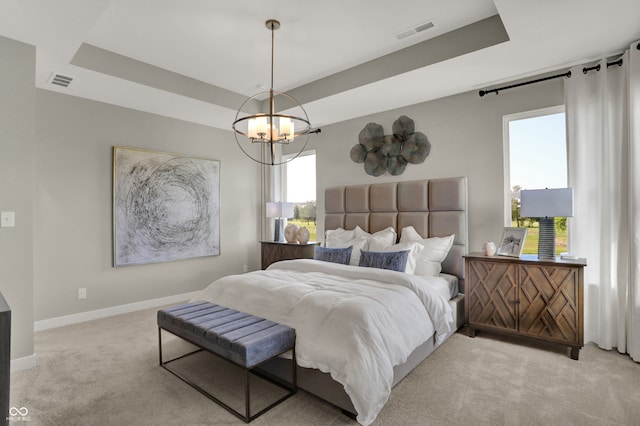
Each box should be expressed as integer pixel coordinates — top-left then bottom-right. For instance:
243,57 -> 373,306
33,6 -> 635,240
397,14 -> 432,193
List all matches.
497,227 -> 528,257
113,146 -> 220,266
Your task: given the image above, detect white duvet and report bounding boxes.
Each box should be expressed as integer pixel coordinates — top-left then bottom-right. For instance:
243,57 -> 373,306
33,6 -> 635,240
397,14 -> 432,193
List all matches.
192,259 -> 453,425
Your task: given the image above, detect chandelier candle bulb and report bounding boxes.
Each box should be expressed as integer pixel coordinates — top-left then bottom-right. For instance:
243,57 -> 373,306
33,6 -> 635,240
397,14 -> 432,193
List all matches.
248,119 -> 258,139
280,117 -> 293,139
256,116 -> 268,138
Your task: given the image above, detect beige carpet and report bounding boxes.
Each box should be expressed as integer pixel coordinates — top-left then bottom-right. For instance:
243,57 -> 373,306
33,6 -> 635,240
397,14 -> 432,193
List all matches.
9,307 -> 640,425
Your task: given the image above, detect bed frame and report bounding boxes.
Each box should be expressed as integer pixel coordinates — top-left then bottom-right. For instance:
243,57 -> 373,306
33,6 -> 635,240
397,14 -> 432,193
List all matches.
259,177 -> 468,417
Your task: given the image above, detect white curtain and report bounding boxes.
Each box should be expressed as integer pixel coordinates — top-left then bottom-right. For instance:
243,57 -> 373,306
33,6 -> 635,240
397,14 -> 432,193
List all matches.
565,41 -> 640,362
260,144 -> 284,241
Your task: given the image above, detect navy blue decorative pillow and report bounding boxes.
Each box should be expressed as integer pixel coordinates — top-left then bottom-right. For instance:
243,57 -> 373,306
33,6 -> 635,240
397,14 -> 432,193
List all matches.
313,246 -> 353,265
359,249 -> 410,272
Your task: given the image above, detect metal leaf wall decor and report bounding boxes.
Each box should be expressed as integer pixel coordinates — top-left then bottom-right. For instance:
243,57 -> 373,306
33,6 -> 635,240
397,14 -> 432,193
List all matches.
350,116 -> 430,176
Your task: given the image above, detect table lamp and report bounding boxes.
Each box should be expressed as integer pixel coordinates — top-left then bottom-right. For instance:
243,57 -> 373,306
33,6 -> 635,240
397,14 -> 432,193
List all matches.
266,202 -> 294,242
520,188 -> 573,259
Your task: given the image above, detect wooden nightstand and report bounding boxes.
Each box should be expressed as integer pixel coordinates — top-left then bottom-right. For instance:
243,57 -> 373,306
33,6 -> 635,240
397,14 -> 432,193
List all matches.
464,253 -> 586,360
260,241 -> 320,269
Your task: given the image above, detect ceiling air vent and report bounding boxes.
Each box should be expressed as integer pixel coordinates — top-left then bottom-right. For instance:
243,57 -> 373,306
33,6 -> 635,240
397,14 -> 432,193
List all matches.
394,20 -> 435,40
48,73 -> 74,88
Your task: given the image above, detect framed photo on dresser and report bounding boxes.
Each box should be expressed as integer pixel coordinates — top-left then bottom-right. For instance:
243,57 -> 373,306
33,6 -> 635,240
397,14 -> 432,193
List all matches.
497,227 -> 528,257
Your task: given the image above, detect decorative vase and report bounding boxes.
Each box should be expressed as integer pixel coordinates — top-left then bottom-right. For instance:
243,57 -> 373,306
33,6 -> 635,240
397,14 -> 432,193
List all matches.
284,224 -> 300,243
482,241 -> 497,256
296,227 -> 310,244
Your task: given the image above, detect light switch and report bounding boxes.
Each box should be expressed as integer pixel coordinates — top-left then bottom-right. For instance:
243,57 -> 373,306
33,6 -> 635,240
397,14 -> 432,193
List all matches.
1,211 -> 15,228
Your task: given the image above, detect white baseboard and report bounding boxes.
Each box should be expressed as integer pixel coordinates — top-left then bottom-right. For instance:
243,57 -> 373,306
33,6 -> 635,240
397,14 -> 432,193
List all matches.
11,353 -> 37,373
34,291 -> 200,332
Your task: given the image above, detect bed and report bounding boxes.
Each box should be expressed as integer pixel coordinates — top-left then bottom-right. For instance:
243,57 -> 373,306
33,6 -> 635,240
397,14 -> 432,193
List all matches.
192,177 -> 468,425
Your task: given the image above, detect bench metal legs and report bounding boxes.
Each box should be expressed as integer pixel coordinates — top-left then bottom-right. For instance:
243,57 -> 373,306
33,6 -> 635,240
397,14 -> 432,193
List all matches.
158,327 -> 297,423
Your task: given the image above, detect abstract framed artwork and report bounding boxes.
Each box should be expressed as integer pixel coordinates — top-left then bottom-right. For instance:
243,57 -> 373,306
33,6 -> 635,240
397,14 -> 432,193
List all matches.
113,146 -> 220,266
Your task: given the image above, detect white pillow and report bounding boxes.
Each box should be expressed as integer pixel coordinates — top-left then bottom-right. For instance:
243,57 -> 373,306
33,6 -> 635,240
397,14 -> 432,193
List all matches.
325,227 -> 356,242
399,225 -> 424,242
367,239 -> 421,274
356,226 -> 397,246
353,225 -> 369,239
399,226 -> 455,276
325,235 -> 369,266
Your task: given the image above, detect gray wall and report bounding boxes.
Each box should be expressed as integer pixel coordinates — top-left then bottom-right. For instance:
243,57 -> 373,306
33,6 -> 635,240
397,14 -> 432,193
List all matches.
308,77 -> 565,253
34,90 -> 261,321
0,36 -> 35,360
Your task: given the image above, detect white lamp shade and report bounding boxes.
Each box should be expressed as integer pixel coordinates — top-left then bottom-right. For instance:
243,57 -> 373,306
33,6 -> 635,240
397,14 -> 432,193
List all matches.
281,202 -> 294,218
520,188 -> 573,218
266,202 -> 282,218
266,201 -> 295,218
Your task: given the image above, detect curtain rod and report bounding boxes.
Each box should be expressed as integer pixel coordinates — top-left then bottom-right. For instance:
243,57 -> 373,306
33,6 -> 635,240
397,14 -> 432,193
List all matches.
479,58 -> 624,97
479,71 -> 571,97
582,58 -> 623,74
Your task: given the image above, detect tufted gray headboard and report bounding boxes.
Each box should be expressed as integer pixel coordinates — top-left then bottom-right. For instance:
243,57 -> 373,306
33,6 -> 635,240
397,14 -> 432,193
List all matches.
324,177 -> 468,283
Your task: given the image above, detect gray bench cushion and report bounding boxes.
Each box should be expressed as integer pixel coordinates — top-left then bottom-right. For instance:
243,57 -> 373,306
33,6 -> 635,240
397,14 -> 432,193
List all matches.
158,301 -> 295,368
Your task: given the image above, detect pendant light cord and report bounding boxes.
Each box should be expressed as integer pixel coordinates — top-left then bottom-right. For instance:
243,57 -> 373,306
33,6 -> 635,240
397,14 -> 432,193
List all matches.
270,21 -> 275,92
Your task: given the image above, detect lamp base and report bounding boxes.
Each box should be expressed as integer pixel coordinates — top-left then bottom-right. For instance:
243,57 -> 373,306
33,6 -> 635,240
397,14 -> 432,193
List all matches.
538,217 -> 556,259
273,218 -> 284,242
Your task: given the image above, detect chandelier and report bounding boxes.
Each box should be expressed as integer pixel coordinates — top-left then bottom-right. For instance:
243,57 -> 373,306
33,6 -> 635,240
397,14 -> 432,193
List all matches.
232,19 -> 318,166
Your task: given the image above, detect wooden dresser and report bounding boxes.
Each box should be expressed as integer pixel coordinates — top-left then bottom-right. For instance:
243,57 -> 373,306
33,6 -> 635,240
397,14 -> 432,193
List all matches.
260,241 -> 319,269
464,253 -> 586,359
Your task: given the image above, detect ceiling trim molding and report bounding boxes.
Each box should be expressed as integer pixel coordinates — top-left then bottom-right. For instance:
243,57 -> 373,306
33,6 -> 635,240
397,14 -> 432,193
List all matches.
286,15 -> 509,106
71,43 -> 259,113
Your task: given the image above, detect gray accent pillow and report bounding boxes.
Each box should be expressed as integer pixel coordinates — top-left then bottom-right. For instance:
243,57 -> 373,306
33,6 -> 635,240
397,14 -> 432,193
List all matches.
359,249 -> 410,272
313,246 -> 353,265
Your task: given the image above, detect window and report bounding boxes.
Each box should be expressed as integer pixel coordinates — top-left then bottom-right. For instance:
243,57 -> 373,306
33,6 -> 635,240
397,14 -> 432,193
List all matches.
283,151 -> 316,240
503,106 -> 568,255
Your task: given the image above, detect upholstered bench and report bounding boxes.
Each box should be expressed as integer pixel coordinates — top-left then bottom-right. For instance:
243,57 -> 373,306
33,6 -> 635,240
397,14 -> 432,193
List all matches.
158,301 -> 296,423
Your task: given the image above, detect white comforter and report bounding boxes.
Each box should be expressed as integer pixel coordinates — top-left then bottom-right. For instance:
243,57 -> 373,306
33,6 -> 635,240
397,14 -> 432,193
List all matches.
192,259 -> 453,425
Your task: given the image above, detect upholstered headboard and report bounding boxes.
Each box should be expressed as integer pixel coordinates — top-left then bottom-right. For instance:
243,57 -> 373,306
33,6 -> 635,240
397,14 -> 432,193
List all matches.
324,177 -> 468,282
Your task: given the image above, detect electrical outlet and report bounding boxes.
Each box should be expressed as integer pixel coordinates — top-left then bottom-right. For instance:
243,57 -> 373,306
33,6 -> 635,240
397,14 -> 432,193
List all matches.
77,288 -> 87,299
1,211 -> 15,228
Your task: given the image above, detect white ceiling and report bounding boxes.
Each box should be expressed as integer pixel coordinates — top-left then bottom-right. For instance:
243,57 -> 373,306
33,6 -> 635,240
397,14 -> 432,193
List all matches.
1,0 -> 639,130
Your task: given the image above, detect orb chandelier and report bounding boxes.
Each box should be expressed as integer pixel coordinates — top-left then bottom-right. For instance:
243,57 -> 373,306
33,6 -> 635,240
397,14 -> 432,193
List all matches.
232,19 -> 318,166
